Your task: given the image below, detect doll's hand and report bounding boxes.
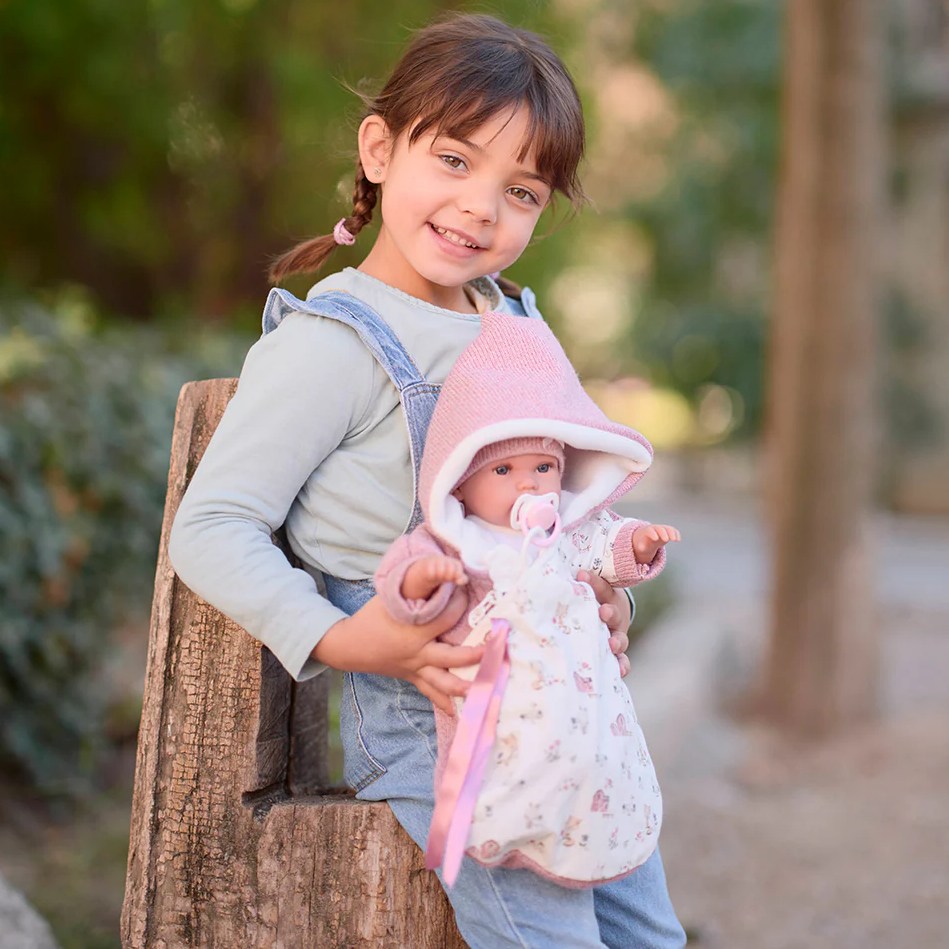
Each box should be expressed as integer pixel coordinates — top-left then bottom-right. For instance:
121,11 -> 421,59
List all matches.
632,523 -> 681,565
401,554 -> 468,601
312,591 -> 483,714
576,570 -> 631,678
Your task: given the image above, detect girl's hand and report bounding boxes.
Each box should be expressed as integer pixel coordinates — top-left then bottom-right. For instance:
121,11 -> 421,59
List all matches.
312,590 -> 482,714
576,570 -> 632,678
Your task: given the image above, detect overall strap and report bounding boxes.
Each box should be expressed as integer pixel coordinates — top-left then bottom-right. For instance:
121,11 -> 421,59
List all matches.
262,287 -> 428,392
261,286 -> 437,535
501,285 -> 543,321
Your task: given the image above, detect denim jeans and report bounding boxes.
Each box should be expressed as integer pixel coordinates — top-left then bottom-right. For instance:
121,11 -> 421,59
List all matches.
271,287 -> 686,947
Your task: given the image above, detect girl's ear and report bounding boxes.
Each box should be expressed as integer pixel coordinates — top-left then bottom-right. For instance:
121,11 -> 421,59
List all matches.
358,115 -> 392,183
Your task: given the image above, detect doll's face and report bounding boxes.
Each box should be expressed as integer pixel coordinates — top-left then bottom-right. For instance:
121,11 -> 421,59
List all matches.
452,452 -> 562,527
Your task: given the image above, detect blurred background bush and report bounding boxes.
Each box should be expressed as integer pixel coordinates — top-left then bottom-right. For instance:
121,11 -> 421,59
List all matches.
0,293 -> 244,794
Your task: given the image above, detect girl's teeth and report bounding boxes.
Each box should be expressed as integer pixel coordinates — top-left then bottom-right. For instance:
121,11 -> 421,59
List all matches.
433,225 -> 478,249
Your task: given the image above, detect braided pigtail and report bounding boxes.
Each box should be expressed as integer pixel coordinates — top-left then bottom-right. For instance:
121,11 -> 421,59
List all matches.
268,159 -> 379,284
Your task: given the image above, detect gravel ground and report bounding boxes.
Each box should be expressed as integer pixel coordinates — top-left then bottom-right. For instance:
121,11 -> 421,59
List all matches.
662,698 -> 949,948
619,486 -> 949,949
635,597 -> 949,949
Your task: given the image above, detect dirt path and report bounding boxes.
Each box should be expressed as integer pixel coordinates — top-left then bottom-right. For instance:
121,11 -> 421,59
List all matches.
621,488 -> 949,949
662,697 -> 949,948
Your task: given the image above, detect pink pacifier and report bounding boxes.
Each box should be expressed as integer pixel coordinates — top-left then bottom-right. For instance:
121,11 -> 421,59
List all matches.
510,492 -> 562,548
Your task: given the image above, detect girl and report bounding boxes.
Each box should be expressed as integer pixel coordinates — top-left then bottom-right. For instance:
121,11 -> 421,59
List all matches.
169,13 -> 686,948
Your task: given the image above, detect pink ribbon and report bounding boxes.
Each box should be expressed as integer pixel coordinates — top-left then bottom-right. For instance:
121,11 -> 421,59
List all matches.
425,618 -> 511,886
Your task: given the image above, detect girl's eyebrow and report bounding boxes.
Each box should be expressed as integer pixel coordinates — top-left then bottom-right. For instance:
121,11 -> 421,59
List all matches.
518,169 -> 553,188
436,134 -> 551,187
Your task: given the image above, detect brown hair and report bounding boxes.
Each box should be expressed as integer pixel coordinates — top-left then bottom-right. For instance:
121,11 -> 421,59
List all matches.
268,13 -> 586,284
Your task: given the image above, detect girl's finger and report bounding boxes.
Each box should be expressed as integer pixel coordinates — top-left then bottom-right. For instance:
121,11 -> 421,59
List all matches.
421,641 -> 485,670
419,666 -> 471,698
417,666 -> 470,701
578,569 -> 611,603
413,679 -> 455,715
584,577 -> 630,634
598,596 -> 630,636
608,632 -> 629,656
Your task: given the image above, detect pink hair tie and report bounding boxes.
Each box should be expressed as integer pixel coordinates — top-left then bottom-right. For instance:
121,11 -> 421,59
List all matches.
333,218 -> 356,246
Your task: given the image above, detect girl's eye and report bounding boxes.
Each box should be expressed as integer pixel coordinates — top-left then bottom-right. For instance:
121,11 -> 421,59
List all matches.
440,154 -> 466,171
508,185 -> 540,205
537,463 -> 550,473
493,465 -> 510,475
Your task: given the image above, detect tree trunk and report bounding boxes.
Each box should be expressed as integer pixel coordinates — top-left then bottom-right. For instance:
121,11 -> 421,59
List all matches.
122,380 -> 464,948
763,0 -> 886,733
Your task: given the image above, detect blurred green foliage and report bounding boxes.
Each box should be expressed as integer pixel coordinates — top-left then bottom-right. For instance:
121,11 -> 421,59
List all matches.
621,0 -> 782,435
0,0 -> 786,430
0,0 -> 565,325
0,0 -> 932,451
0,293 -> 248,793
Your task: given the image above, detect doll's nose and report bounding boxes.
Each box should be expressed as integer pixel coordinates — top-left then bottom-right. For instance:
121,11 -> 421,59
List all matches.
517,474 -> 538,491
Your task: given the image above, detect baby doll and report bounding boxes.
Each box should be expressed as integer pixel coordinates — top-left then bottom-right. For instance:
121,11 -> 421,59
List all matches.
374,309 -> 680,889
399,444 -> 679,606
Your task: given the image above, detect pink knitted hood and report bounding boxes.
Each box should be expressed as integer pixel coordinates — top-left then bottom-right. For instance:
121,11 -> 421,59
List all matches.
420,311 -> 653,550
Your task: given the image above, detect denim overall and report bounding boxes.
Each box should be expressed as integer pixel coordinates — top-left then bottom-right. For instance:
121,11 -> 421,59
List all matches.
262,288 -> 686,949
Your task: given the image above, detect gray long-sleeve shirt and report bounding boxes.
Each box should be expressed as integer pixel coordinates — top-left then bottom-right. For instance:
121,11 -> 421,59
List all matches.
168,268 -> 509,679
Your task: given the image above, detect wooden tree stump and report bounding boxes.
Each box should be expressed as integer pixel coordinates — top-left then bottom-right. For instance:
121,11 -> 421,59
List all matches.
122,379 -> 464,948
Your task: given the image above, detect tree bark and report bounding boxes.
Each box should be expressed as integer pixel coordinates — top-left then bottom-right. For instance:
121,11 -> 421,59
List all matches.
122,379 -> 464,947
763,0 -> 886,733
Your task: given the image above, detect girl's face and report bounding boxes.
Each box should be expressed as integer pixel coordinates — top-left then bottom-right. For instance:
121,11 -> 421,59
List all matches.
452,452 -> 562,528
358,108 -> 551,311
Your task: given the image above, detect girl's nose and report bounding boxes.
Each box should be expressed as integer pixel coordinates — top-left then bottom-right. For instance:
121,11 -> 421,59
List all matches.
460,182 -> 498,224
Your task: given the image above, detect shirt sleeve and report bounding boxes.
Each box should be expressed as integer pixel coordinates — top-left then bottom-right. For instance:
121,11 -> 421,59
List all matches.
565,509 -> 667,587
168,311 -> 378,680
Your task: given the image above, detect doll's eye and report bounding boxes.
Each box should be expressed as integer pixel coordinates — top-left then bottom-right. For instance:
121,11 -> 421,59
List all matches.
537,463 -> 551,473
494,465 -> 510,475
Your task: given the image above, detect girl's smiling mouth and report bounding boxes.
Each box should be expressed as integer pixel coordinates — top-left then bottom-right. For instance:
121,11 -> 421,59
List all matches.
429,223 -> 484,250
